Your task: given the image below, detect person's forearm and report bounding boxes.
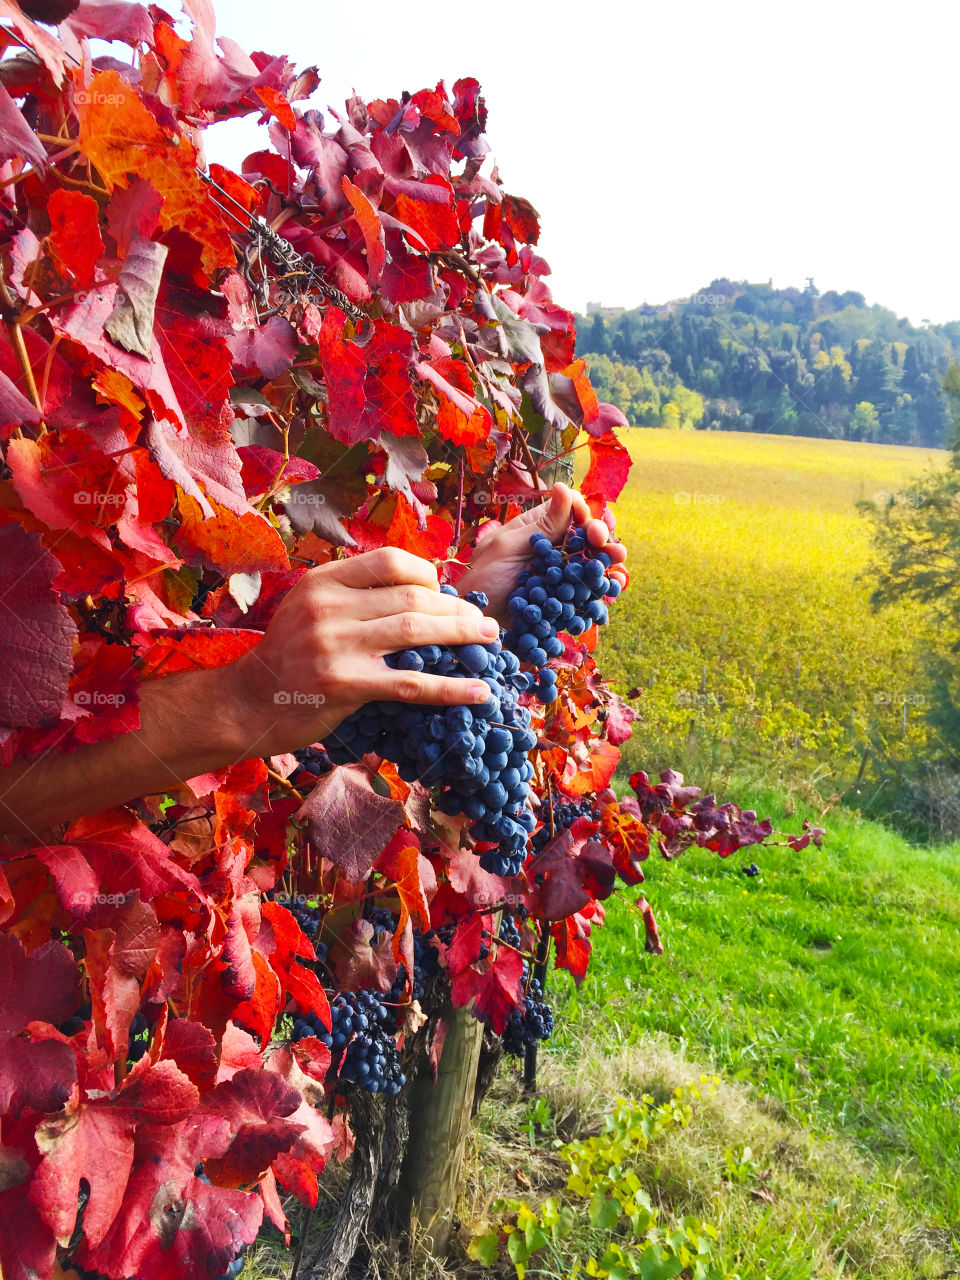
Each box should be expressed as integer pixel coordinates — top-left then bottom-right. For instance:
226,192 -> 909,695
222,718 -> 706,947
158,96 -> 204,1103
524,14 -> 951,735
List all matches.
0,663 -> 265,845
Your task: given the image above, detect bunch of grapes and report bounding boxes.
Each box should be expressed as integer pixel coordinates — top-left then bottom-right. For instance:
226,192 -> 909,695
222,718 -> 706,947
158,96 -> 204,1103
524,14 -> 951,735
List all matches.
58,1000 -> 91,1038
324,591 -> 538,878
498,911 -> 522,950
385,928 -> 441,1011
127,1011 -> 150,1064
367,906 -> 396,942
501,978 -> 555,1057
292,990 -> 405,1095
292,744 -> 333,778
531,795 -> 601,854
505,529 -> 620,702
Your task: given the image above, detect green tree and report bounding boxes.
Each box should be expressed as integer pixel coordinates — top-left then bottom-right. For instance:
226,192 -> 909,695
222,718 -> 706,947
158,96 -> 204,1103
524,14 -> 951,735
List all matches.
849,400 -> 880,440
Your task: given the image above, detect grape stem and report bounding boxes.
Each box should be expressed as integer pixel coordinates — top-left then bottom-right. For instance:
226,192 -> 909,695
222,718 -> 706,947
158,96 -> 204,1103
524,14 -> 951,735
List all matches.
265,765 -> 304,802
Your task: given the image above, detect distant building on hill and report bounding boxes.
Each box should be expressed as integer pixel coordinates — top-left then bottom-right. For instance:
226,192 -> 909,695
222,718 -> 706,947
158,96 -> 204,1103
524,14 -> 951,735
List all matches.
586,301 -> 626,317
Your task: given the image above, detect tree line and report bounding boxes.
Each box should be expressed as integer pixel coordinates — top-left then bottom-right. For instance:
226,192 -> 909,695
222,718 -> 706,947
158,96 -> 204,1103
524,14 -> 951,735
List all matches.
577,279 -> 960,447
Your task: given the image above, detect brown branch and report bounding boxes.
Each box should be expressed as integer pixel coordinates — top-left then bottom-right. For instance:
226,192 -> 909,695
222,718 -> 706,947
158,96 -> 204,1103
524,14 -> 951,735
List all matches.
0,265 -> 44,421
514,423 -> 547,492
266,765 -> 304,803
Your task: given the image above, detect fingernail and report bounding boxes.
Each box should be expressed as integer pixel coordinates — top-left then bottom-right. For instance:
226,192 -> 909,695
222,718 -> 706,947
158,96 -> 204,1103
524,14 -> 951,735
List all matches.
470,683 -> 491,702
479,618 -> 499,639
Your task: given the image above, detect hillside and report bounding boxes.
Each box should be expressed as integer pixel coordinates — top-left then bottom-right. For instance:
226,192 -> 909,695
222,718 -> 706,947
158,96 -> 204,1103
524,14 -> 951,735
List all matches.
576,428 -> 947,795
576,280 -> 960,447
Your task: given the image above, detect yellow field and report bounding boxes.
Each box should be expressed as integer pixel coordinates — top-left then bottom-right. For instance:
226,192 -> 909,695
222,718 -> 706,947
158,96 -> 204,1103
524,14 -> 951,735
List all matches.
586,429 -> 949,789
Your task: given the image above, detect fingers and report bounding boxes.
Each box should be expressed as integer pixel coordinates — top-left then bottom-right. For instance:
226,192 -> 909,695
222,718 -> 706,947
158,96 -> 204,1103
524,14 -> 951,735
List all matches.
362,609 -> 499,654
376,670 -> 492,707
350,583 -> 485,624
584,516 -> 627,564
324,547 -> 441,591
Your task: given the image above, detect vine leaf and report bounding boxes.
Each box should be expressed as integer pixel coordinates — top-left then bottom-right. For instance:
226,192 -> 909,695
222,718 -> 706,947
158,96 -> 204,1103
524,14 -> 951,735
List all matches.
0,525 -> 77,732
0,934 -> 79,1117
295,765 -> 406,884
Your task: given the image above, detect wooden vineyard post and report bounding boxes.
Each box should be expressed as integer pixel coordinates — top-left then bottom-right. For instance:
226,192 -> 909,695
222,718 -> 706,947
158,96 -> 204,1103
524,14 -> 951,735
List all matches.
393,1004 -> 485,1255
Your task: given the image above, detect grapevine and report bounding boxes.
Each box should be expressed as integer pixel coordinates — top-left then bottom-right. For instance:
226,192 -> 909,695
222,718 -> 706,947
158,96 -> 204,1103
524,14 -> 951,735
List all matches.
0,6 -> 824,1279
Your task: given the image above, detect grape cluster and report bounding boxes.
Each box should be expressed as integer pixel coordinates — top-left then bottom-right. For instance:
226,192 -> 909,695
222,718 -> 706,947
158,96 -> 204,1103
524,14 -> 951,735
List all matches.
498,911 -> 522,950
218,1251 -> 246,1280
292,990 -> 405,1095
501,979 -> 555,1057
128,1011 -> 150,1063
505,529 -> 620,702
292,744 -> 333,778
385,929 -> 440,1009
531,796 -> 600,854
324,590 -> 538,878
58,1000 -> 91,1038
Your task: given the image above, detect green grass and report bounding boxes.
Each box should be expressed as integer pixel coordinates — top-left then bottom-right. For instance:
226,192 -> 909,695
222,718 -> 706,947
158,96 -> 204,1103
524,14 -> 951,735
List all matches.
547,784 -> 960,1240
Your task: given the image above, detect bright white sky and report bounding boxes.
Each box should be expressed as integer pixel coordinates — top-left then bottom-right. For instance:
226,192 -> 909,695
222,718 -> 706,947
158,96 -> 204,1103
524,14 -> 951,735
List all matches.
205,0 -> 960,326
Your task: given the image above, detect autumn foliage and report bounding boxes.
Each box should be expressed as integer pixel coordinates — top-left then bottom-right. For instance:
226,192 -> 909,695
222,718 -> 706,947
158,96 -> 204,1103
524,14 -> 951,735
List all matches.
0,4 -> 813,1277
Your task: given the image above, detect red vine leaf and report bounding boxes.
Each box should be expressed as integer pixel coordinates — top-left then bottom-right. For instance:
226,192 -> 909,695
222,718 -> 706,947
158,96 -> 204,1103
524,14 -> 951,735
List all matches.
31,1058 -> 200,1248
0,525 -> 77,731
294,766 -> 406,883
0,934 -> 79,1117
46,189 -> 103,286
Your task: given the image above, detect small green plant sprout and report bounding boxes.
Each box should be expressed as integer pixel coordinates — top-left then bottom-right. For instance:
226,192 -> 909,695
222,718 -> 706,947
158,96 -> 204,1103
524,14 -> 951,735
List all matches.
721,1146 -> 760,1186
521,1096 -> 555,1148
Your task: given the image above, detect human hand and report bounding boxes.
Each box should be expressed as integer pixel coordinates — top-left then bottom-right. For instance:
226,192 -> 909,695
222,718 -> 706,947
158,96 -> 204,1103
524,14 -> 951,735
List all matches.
232,547 -> 500,755
457,483 -> 627,622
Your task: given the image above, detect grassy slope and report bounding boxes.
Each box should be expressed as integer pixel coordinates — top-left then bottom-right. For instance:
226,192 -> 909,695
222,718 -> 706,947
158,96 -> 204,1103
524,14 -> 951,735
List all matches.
546,782 -> 960,1241
591,429 -> 947,787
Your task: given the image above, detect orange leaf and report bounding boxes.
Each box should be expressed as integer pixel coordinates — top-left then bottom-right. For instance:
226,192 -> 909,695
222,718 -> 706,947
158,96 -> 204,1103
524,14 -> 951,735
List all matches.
175,489 -> 290,574
76,70 -> 233,275
253,86 -> 297,131
554,738 -> 620,797
342,176 -> 385,284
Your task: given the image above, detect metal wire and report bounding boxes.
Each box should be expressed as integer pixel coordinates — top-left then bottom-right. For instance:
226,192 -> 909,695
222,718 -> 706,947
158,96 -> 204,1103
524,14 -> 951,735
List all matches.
197,169 -> 368,327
